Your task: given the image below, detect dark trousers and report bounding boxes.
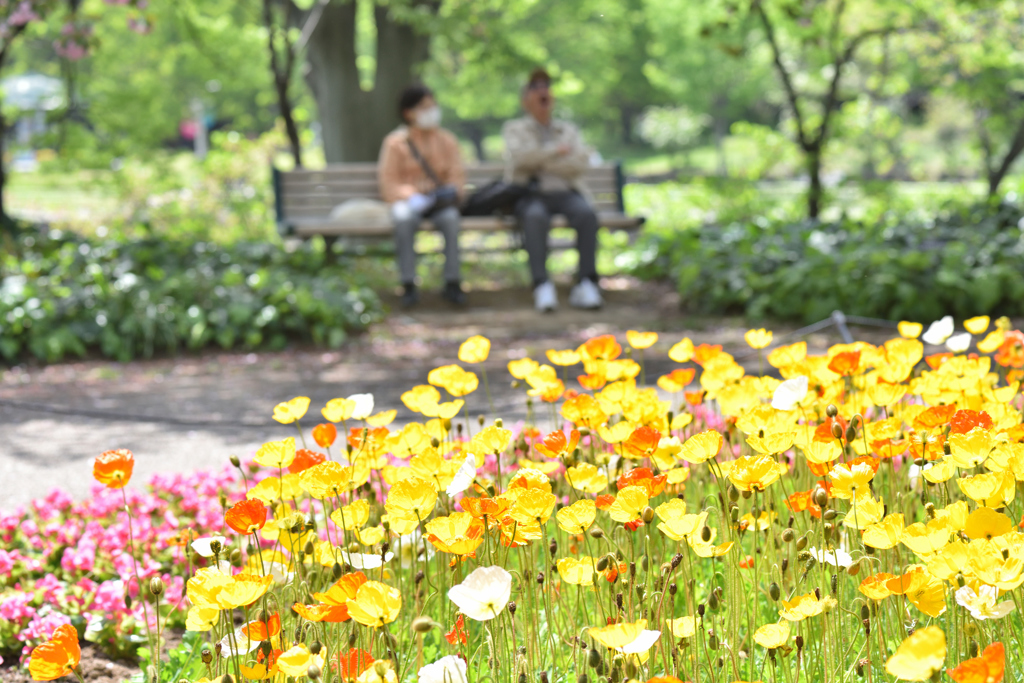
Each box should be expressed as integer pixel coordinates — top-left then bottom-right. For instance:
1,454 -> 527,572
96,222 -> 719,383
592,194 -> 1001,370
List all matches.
515,191 -> 598,285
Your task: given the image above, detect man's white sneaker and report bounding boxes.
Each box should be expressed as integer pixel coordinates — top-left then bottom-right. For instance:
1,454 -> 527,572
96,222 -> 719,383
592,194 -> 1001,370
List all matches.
534,281 -> 558,312
569,279 -> 603,309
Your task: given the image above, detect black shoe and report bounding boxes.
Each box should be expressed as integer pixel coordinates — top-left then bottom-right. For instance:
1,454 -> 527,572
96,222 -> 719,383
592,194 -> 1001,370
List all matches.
441,281 -> 467,306
400,284 -> 419,309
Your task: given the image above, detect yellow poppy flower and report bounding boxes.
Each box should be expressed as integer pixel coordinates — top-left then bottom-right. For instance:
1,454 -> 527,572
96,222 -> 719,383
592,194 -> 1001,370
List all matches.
589,619 -> 648,649
744,328 -> 773,350
679,430 -> 723,464
666,616 -> 696,639
216,574 -> 273,610
885,626 -> 945,681
958,470 -> 1016,508
556,499 -> 596,534
546,349 -> 581,366
862,513 -> 904,549
627,330 -> 658,350
272,396 -> 310,424
557,557 -> 597,586
458,335 -> 490,363
346,581 -> 402,628
607,485 -> 649,523
424,512 -> 485,556
300,461 -> 357,499
964,507 -> 1014,541
977,329 -> 1005,354
400,385 -> 441,414
728,454 -> 786,492
778,592 -> 836,621
964,316 -> 990,334
828,462 -> 875,500
753,621 -> 790,649
254,438 -> 296,469
900,520 -> 951,557
858,572 -> 897,601
565,463 -> 608,494
668,338 -> 694,362
897,321 -> 923,339
384,478 -> 438,526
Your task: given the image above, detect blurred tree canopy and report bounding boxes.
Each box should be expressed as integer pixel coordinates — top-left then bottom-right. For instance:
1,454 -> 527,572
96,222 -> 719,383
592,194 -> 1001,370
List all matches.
4,0 -> 1024,217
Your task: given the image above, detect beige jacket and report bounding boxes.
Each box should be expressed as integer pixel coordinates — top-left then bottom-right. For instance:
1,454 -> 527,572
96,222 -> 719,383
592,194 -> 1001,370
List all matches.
377,126 -> 466,204
502,116 -> 592,196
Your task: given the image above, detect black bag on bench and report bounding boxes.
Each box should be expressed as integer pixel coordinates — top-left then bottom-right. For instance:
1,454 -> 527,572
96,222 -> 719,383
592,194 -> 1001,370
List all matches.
460,178 -> 537,217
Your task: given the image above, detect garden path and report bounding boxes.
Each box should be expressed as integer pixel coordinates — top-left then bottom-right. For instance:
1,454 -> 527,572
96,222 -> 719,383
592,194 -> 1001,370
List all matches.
0,279 -> 885,508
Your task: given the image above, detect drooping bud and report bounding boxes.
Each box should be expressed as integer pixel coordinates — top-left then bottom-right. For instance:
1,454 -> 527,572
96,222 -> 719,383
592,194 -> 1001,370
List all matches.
768,582 -> 780,601
412,616 -> 434,633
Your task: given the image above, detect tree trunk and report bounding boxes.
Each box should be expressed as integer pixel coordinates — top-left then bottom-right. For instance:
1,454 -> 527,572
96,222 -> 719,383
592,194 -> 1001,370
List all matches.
305,1 -> 431,163
806,146 -> 823,220
987,115 -> 1024,198
276,76 -> 303,168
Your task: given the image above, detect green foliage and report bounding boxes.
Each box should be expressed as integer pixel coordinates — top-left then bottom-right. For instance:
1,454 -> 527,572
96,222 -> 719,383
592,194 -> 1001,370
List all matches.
0,230 -> 383,364
632,198 -> 1024,323
131,631 -> 207,683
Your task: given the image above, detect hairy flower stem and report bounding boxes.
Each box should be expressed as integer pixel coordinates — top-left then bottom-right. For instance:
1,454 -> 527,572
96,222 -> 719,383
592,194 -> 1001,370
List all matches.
120,487 -> 158,681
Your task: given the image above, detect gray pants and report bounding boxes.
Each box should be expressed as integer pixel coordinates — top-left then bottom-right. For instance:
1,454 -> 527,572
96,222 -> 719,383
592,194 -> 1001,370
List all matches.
393,205 -> 461,284
515,191 -> 598,285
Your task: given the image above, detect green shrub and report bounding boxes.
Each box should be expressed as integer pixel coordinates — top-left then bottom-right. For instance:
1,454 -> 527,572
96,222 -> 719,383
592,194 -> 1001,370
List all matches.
0,230 -> 383,363
631,200 -> 1024,323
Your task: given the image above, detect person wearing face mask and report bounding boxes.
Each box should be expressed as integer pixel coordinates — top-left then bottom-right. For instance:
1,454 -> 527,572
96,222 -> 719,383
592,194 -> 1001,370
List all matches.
378,84 -> 466,308
502,68 -> 602,312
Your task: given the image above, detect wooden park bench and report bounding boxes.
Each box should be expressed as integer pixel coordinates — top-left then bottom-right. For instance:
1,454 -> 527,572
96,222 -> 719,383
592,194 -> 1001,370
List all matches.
272,162 -> 645,251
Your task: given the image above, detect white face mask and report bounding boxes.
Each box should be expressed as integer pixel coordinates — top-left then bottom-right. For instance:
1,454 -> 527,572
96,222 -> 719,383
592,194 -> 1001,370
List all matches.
414,106 -> 442,130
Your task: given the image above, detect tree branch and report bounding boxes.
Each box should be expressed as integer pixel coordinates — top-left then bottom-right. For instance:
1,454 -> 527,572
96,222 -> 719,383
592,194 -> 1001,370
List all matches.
753,0 -> 810,149
295,0 -> 330,54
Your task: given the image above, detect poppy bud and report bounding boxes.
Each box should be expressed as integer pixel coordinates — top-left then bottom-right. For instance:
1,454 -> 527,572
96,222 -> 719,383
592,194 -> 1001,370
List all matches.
201,649 -> 212,665
537,572 -> 545,585
708,592 -> 719,611
332,562 -> 343,580
260,640 -> 273,657
826,404 -> 838,418
669,582 -> 677,596
306,666 -> 321,681
968,640 -> 978,656
641,555 -> 649,572
635,585 -> 645,601
220,675 -> 232,683
578,675 -> 589,683
587,648 -> 601,669
814,587 -> 822,600
125,593 -> 133,610
415,570 -> 425,585
430,437 -> 440,449
540,673 -> 550,683
823,509 -> 837,521
708,633 -> 719,650
589,527 -> 604,539
304,540 -> 315,556
672,553 -> 683,569
229,455 -> 241,468
831,423 -> 844,440
845,425 -> 857,442
697,603 -> 705,617
813,488 -> 828,507
549,538 -> 558,556
477,414 -> 485,426
795,635 -> 804,649
209,539 -> 223,555
229,549 -> 242,566
629,562 -> 636,579
831,574 -> 838,595
741,489 -> 753,500
348,632 -> 358,647
642,506 -> 655,524
149,577 -> 165,597
727,485 -> 739,502
624,660 -> 638,679
412,617 -> 434,634
781,528 -> 795,542
796,534 -> 808,551
616,593 -> 624,610
456,423 -> 464,437
855,661 -> 864,678
781,558 -> 789,573
964,622 -> 978,637
768,582 -> 780,601
701,526 -> 712,542
596,556 -> 610,572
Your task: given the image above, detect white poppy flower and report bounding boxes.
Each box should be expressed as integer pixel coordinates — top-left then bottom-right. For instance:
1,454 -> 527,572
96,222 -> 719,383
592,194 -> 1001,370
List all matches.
446,453 -> 477,497
349,393 -> 375,420
418,655 -> 468,683
946,332 -> 972,353
218,626 -> 261,657
398,529 -> 435,568
955,585 -> 1016,620
619,629 -> 662,654
447,566 -> 512,621
921,316 -> 954,345
771,376 -> 809,411
340,550 -> 394,570
808,546 -> 853,568
191,536 -> 228,558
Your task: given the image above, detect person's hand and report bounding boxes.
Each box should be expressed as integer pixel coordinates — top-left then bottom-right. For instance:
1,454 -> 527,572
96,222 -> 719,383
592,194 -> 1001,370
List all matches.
407,192 -> 435,214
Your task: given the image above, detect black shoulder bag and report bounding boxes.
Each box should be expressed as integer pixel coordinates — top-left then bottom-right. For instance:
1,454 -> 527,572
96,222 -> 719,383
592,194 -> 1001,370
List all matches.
460,176 -> 537,217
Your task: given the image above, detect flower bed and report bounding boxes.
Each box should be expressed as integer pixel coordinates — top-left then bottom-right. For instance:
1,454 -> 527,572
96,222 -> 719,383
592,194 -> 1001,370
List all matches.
7,319 -> 1024,682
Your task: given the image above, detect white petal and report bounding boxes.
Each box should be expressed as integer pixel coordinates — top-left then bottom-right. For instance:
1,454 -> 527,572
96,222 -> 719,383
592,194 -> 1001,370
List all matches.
418,655 -> 468,683
771,376 -> 809,411
954,586 -> 977,610
620,630 -> 662,654
922,316 -> 954,345
190,536 -> 228,558
446,453 -> 477,496
349,393 -> 375,420
341,550 -> 394,570
945,332 -> 972,353
992,601 -> 1016,619
448,566 -> 512,621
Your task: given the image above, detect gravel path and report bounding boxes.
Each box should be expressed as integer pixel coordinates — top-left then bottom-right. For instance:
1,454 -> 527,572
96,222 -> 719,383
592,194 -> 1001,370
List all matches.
0,280 -> 883,509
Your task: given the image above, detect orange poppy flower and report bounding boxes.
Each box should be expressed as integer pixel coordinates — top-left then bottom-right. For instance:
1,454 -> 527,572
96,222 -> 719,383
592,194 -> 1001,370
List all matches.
616,467 -> 667,498
445,614 -> 468,645
807,459 -> 834,477
459,496 -> 511,521
578,373 -> 607,391
684,390 -> 705,406
658,368 -> 696,393
225,499 -> 268,534
947,642 -> 1004,683
914,405 -> 957,430
242,613 -> 282,641
814,416 -> 847,443
92,449 -> 134,489
925,352 -> 954,369
739,555 -> 754,569
347,426 -> 389,452
949,410 -> 994,435
288,449 -> 327,474
847,455 -> 880,474
293,603 -> 350,623
312,423 -> 337,448
621,425 -> 662,460
828,351 -> 861,376
692,344 -> 723,366
584,334 -> 622,361
535,429 -> 581,459
332,648 -> 374,680
28,624 -> 81,681
595,494 -> 616,510
995,330 -> 1024,368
